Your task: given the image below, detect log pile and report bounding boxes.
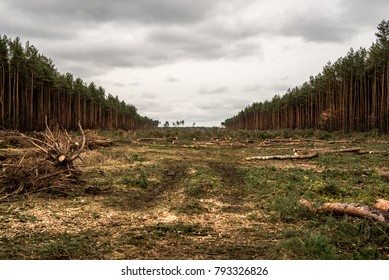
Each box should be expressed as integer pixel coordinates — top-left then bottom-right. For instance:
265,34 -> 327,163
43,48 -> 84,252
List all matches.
0,123 -> 86,201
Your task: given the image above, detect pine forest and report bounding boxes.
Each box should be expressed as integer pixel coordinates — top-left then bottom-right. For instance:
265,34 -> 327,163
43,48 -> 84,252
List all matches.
223,20 -> 389,133
0,36 -> 158,132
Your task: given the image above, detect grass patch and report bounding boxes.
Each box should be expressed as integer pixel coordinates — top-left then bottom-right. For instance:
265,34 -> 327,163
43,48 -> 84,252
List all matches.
144,222 -> 212,237
0,231 -> 111,260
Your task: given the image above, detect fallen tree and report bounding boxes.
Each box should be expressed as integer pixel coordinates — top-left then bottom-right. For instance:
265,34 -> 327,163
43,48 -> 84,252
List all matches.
245,152 -> 318,161
299,199 -> 389,223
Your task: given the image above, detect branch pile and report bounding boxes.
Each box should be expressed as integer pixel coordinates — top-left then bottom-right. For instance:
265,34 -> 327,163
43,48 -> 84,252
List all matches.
0,130 -> 32,148
0,123 -> 86,201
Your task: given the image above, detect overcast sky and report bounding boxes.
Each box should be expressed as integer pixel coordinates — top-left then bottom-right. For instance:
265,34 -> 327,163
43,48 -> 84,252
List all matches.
1,0 -> 388,126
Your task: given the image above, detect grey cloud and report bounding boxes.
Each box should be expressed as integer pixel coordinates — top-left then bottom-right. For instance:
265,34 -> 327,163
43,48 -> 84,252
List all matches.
1,0 -> 264,76
147,28 -> 229,61
141,92 -> 157,99
198,87 -> 229,95
113,82 -> 128,88
278,0 -> 389,43
164,76 -> 180,82
341,0 -> 389,26
279,14 -> 355,43
6,0 -> 215,26
195,97 -> 251,124
244,84 -> 263,92
271,83 -> 290,93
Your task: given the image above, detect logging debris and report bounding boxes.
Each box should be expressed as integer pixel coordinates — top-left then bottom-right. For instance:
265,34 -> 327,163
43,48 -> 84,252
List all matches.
0,124 -> 86,201
299,199 -> 389,223
246,146 -> 380,161
20,121 -> 86,167
85,130 -> 113,149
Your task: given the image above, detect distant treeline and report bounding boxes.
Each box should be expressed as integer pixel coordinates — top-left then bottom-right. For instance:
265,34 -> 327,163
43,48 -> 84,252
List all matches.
223,20 -> 389,133
0,36 -> 158,132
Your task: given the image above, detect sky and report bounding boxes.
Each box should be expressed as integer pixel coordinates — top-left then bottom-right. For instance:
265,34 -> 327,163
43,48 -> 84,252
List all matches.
1,0 -> 388,127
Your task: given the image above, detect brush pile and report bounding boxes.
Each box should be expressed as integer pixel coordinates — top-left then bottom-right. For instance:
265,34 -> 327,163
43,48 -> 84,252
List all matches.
0,123 -> 86,201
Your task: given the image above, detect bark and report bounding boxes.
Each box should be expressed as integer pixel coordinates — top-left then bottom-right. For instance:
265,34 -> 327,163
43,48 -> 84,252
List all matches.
373,199 -> 389,211
299,199 -> 389,223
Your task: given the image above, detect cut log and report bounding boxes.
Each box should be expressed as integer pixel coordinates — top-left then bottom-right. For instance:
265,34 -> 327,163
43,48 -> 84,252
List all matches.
245,152 -> 318,161
58,155 -> 66,163
373,199 -> 389,212
299,199 -> 389,223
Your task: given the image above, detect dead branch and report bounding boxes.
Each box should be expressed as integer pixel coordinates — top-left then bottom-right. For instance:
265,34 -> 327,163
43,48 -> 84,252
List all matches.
70,122 -> 86,162
245,152 -> 318,161
299,199 -> 389,223
266,138 -> 313,143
